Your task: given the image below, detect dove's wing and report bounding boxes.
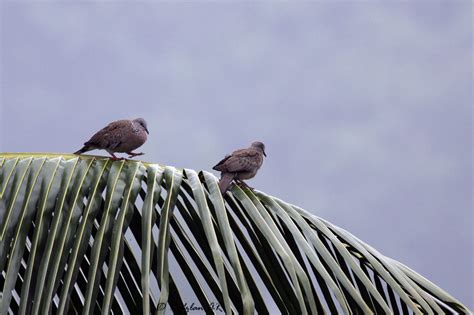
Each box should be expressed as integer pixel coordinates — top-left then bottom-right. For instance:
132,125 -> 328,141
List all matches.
84,120 -> 130,150
214,149 -> 263,173
213,154 -> 231,171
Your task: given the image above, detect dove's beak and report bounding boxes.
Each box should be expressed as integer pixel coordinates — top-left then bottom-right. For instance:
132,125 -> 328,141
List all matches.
145,128 -> 149,134
263,151 -> 267,157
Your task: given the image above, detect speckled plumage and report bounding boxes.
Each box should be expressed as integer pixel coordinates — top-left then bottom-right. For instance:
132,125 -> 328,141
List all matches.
213,141 -> 266,194
74,118 -> 149,160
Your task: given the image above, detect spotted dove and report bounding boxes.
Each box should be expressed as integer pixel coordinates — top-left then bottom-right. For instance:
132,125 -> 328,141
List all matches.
74,118 -> 149,160
212,141 -> 267,194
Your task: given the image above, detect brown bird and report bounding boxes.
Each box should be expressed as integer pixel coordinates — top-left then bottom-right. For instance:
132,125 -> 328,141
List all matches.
74,118 -> 149,160
213,141 -> 267,194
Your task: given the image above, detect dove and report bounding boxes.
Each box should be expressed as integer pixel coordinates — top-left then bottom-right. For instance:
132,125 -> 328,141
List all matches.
212,141 -> 267,194
74,118 -> 149,160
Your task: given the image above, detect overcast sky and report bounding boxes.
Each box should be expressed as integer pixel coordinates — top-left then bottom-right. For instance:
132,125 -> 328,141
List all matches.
1,0 -> 472,309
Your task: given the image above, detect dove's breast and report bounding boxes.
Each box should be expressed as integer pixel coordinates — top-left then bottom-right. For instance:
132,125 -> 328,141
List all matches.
114,129 -> 148,152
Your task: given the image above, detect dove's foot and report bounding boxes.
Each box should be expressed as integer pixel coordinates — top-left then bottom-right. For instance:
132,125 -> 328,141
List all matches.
107,152 -> 124,161
127,151 -> 145,158
110,156 -> 125,161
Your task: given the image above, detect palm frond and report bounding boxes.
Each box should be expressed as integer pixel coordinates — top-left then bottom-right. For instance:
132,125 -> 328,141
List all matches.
0,154 -> 470,314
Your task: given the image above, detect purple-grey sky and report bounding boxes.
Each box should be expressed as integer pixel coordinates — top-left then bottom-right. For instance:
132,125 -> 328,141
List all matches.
1,1 -> 472,309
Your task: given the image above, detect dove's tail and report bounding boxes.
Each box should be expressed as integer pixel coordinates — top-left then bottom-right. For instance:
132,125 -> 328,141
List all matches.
219,173 -> 235,194
73,146 -> 91,155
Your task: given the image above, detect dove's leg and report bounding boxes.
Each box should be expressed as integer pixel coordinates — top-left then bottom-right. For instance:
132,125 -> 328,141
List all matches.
127,151 -> 144,158
106,150 -> 124,161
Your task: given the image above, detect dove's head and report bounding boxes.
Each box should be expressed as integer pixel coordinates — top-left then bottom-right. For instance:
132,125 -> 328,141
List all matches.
134,118 -> 149,134
251,141 -> 266,157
